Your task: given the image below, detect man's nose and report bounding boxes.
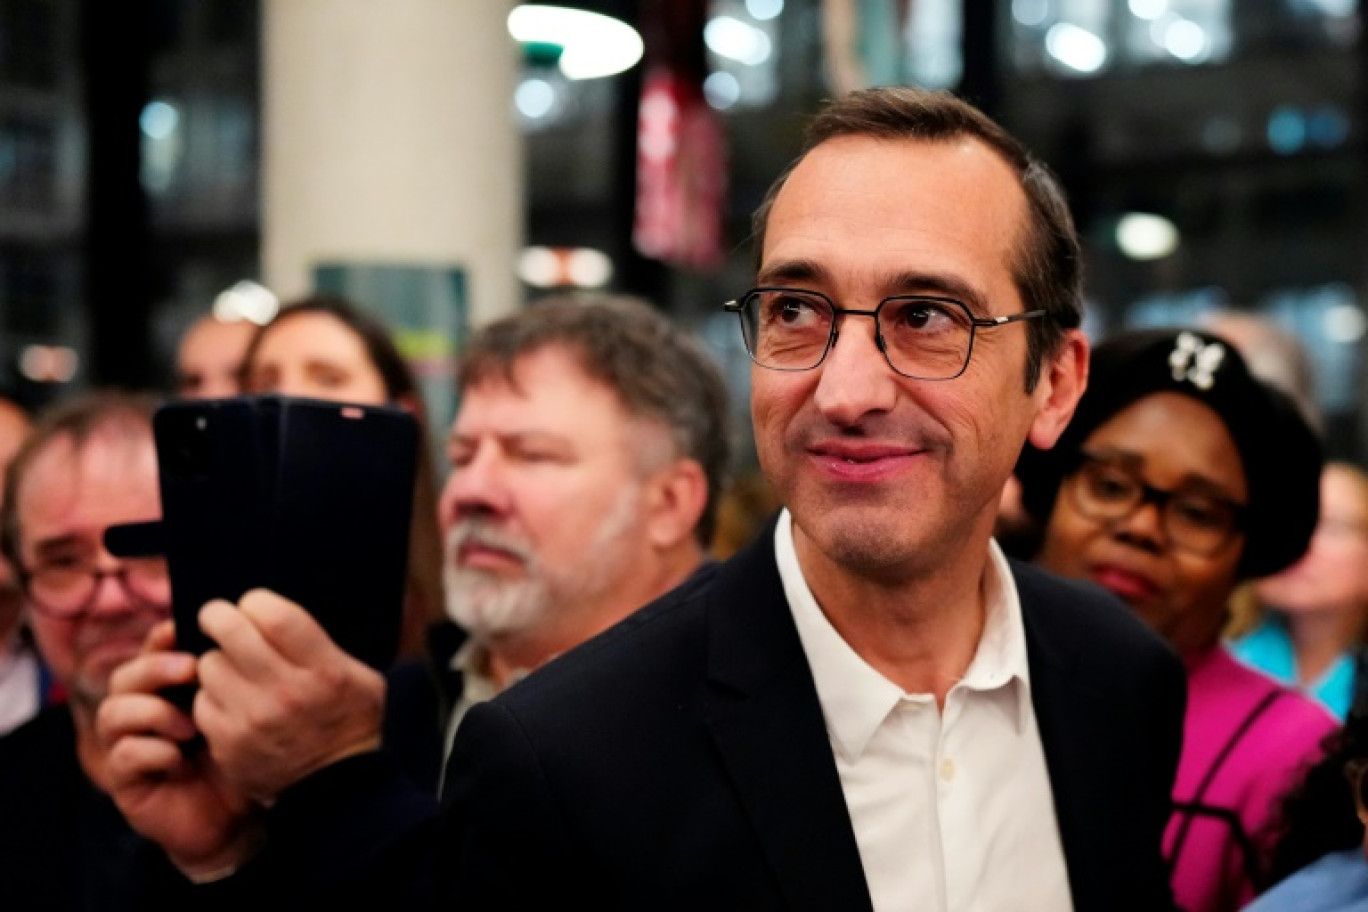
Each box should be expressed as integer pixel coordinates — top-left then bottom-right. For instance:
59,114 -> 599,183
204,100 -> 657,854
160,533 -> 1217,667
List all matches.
85,567 -> 137,618
440,447 -> 513,527
812,315 -> 899,427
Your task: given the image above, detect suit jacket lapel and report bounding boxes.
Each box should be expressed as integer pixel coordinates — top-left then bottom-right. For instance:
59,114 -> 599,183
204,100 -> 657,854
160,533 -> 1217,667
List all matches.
702,529 -> 873,912
1018,564 -> 1112,911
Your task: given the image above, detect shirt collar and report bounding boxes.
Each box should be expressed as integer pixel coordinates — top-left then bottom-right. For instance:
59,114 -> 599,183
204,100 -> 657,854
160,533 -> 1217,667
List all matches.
774,509 -> 1032,762
449,639 -> 532,703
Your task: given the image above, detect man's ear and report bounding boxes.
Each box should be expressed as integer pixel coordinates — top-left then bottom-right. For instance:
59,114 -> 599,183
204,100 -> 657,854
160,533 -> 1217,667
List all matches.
643,459 -> 709,551
1028,329 -> 1089,451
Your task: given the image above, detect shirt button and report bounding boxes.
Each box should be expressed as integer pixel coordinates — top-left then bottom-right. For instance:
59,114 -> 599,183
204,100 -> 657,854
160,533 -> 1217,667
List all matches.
940,758 -> 956,781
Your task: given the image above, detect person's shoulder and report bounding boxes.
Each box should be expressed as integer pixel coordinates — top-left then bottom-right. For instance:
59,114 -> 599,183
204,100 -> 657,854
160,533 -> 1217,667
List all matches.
500,559 -> 724,715
0,703 -> 74,765
1010,558 -> 1177,667
1223,652 -> 1340,745
1245,849 -> 1368,912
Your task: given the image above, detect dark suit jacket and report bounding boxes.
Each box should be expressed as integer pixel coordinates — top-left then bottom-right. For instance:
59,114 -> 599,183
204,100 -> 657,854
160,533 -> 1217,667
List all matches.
438,528 -> 1187,911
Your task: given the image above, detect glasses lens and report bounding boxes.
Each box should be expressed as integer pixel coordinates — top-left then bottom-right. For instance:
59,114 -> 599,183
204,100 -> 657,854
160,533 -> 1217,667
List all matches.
1164,494 -> 1240,555
1070,457 -> 1240,555
28,567 -> 95,617
1070,459 -> 1141,520
123,557 -> 172,607
877,298 -> 973,379
744,290 -> 833,370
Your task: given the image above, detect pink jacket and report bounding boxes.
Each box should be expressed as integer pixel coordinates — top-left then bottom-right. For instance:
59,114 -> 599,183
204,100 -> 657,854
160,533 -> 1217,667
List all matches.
1165,645 -> 1338,912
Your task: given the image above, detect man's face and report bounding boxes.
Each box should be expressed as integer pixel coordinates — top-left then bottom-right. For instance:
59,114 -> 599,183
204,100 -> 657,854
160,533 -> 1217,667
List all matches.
18,429 -> 167,708
438,347 -> 665,643
752,134 -> 1069,579
176,317 -> 256,399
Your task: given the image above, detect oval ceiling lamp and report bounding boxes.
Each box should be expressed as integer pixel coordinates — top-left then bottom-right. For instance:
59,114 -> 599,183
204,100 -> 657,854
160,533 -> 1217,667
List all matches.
508,5 -> 644,80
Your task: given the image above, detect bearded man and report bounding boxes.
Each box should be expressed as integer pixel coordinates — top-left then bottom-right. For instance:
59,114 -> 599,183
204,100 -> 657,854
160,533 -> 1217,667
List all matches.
405,295 -> 730,786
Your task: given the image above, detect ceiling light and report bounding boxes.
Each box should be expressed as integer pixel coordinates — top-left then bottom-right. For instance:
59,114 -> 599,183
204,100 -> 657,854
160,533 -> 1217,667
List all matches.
508,5 -> 644,80
1116,213 -> 1179,260
705,16 -> 772,66
1045,23 -> 1108,74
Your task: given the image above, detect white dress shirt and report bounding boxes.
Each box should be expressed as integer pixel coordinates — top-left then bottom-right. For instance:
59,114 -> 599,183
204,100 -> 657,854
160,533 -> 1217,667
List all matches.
0,629 -> 40,735
774,510 -> 1073,912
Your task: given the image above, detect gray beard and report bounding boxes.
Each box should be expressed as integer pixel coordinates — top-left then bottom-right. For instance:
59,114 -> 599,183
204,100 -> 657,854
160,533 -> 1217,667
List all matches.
442,482 -> 644,642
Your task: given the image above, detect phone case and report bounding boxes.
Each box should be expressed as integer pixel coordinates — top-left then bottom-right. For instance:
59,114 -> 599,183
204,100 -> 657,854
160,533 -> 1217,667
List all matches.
153,394 -> 417,671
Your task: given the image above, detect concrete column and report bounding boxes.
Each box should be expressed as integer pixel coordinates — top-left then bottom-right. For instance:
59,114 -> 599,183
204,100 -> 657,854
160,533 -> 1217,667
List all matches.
261,0 -> 522,326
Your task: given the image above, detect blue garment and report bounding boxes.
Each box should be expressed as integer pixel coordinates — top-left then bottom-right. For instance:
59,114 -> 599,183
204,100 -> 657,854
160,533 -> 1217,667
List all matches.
1245,849 -> 1368,911
1230,618 -> 1357,720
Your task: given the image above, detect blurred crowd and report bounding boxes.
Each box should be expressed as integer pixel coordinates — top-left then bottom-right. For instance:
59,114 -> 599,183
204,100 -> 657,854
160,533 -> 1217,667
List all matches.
3,85 -> 1368,912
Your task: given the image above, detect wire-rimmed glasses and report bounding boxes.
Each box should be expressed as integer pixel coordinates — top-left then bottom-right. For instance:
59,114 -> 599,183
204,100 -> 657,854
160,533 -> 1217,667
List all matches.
723,287 -> 1046,381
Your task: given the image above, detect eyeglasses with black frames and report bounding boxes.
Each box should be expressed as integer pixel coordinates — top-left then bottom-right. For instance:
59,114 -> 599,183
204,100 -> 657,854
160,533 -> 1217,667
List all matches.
1064,452 -> 1247,557
21,554 -> 171,620
722,287 -> 1047,381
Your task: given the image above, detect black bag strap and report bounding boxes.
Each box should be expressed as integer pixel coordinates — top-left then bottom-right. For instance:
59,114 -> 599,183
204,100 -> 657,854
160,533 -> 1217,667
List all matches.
1165,686 -> 1286,878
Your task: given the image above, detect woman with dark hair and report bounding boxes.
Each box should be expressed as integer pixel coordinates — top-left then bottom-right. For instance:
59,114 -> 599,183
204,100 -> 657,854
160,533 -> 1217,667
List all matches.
1247,659 -> 1368,908
240,296 -> 445,659
1016,327 -> 1338,912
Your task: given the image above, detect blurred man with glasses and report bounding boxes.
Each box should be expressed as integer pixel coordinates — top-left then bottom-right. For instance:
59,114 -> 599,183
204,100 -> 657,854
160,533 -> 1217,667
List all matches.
0,391 -> 183,908
101,88 -> 1185,911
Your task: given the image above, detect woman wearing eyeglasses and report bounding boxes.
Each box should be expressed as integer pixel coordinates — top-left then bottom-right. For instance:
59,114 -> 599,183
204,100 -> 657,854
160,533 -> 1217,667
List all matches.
1015,327 -> 1337,912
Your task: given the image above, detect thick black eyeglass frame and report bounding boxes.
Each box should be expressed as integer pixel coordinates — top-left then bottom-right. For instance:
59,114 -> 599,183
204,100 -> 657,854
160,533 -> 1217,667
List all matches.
723,286 -> 1047,381
1066,452 -> 1248,555
19,561 -> 168,619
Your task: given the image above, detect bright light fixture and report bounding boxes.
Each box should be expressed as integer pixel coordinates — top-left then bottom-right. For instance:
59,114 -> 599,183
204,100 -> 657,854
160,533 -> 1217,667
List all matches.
19,345 -> 79,383
515,78 -> 557,119
1325,303 -> 1367,343
1045,23 -> 1108,74
1116,213 -> 1179,260
705,16 -> 772,66
566,248 -> 612,288
1163,18 -> 1208,62
213,280 -> 279,325
508,5 -> 644,80
1128,0 -> 1168,21
140,101 -> 180,140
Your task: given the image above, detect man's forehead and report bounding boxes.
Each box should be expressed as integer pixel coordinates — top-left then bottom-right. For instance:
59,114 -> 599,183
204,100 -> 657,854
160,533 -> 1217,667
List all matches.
18,430 -> 156,512
458,349 -> 625,419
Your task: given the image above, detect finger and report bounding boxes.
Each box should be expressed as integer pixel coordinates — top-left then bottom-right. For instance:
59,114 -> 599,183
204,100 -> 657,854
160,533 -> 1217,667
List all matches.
104,734 -> 191,788
237,588 -> 341,667
97,691 -> 198,745
107,650 -> 197,698
193,649 -> 249,723
142,618 -> 177,653
197,599 -> 282,682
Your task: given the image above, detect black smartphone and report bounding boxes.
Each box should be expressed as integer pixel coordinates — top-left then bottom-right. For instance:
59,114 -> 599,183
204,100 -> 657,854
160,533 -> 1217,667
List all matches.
149,394 -> 417,672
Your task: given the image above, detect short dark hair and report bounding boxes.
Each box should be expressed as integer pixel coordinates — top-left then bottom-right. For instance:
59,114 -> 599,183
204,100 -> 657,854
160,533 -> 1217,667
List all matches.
1,390 -> 159,569
751,86 -> 1082,391
459,295 -> 731,547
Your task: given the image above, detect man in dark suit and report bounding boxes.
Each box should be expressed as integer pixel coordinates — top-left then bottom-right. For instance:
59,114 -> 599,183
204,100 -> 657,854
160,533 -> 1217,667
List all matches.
98,87 -> 1184,911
